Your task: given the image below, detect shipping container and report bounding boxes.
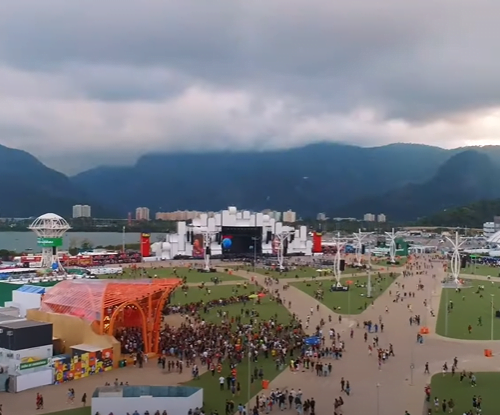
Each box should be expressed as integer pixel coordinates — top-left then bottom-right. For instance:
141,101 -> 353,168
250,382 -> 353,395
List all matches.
0,320 -> 52,350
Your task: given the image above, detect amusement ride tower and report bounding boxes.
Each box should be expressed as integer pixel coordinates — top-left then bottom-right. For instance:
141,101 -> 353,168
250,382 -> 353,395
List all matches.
28,213 -> 71,270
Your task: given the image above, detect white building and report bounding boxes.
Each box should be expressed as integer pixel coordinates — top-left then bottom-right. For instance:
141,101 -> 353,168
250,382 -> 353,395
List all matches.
316,213 -> 327,221
72,205 -> 91,218
135,207 -> 150,221
377,214 -> 387,223
282,210 -> 297,223
483,222 -> 498,237
364,213 -> 376,222
151,206 -> 312,260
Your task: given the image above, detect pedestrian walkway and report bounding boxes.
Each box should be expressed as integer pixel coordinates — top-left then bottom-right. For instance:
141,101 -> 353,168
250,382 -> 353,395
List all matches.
230,258 -> 500,415
5,256 -> 499,415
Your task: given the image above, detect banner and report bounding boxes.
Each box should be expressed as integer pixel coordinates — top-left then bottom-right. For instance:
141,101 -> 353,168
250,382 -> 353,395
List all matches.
192,234 -> 205,258
140,233 -> 151,257
20,358 -> 49,370
272,235 -> 281,255
37,237 -> 63,248
313,232 -> 322,253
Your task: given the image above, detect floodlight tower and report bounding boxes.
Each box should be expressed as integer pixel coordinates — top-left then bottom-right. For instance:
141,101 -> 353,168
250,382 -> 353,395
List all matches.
384,228 -> 400,264
28,213 -> 71,271
445,231 -> 467,285
333,232 -> 348,286
196,228 -> 219,272
275,230 -> 294,271
353,229 -> 373,266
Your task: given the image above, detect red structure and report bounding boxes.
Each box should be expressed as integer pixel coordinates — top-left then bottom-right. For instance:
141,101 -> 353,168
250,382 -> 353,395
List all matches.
140,233 -> 151,257
41,278 -> 182,353
313,231 -> 323,253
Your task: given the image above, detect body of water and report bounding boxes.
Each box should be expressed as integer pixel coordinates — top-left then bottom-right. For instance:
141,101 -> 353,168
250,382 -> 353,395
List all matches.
0,232 -> 166,252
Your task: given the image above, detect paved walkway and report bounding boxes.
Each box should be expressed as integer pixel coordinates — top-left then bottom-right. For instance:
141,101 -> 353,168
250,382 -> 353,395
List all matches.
229,258 -> 500,415
3,256 -> 499,415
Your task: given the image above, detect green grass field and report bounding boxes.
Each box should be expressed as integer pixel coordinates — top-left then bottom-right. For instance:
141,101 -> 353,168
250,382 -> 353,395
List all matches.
291,273 -> 396,315
430,372 -> 499,413
175,285 -> 296,414
241,265 -> 363,280
184,299 -> 298,415
46,409 -> 89,415
102,266 -> 243,283
0,281 -> 58,306
169,284 -> 291,325
48,283 -> 293,415
436,280 -> 500,340
462,264 -> 500,277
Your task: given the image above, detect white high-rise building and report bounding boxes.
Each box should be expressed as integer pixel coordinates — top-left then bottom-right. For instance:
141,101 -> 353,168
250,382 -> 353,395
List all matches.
377,213 -> 387,223
135,207 -> 150,221
363,213 -> 376,222
72,204 -> 91,218
282,210 -> 297,223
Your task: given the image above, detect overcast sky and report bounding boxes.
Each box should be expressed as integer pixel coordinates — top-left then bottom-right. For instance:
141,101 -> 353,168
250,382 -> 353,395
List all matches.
1,0 -> 500,174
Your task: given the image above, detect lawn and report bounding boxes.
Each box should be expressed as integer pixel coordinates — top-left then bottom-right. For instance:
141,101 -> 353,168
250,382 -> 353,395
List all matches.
101,266 -> 243,283
430,372 -> 500,413
169,284 -> 291,325
239,265 -> 363,280
46,409 -> 90,415
462,264 -> 500,277
291,273 -> 396,315
183,299 -> 298,414
0,281 -> 58,306
436,280 -> 500,340
371,256 -> 408,268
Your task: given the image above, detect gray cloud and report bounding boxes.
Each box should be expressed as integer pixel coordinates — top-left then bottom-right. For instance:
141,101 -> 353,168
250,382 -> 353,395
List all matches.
1,0 -> 500,173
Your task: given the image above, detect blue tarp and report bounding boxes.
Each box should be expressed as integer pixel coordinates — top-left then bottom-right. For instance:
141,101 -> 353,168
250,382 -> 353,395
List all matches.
304,336 -> 321,346
16,285 -> 46,294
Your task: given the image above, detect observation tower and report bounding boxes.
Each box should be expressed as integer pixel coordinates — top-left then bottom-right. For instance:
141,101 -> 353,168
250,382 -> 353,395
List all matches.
28,213 -> 71,270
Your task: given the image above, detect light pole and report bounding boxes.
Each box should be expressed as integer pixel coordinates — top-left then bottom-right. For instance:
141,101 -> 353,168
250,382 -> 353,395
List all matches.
246,330 -> 252,414
445,288 -> 449,336
445,232 -> 467,285
122,226 -> 126,252
367,249 -> 373,298
353,229 -> 373,266
376,383 -> 380,415
192,227 -> 218,272
332,232 -> 348,286
275,230 -> 294,271
384,228 -> 399,264
491,294 -> 495,341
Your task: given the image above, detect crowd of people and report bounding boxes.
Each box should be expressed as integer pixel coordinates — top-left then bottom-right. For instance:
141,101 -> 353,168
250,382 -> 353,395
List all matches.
29,253 -> 492,415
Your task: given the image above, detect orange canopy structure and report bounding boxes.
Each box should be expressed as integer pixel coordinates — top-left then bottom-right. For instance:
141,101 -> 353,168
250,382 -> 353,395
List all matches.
41,278 -> 182,353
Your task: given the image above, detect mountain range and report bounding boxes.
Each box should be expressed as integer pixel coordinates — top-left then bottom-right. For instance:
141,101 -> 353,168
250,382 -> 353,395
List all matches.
2,142 -> 500,221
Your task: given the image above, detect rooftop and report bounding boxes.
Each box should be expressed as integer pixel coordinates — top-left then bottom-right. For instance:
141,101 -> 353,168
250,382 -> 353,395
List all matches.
92,385 -> 201,398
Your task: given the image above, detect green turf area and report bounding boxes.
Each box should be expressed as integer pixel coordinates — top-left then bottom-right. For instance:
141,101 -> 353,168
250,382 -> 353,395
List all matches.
183,299 -> 297,414
101,266 -> 244,283
291,273 -> 396,315
46,408 -> 90,415
0,281 -> 57,306
371,257 -> 408,267
462,264 -> 500,277
436,280 -> 500,340
238,265 -> 363,280
430,372 -> 499,414
170,284 -> 291,325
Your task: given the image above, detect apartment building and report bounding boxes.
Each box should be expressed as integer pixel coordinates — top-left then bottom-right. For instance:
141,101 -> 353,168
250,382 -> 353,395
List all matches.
72,205 -> 91,218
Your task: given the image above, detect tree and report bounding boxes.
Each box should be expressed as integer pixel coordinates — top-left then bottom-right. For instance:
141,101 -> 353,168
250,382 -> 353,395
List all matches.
80,239 -> 93,252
